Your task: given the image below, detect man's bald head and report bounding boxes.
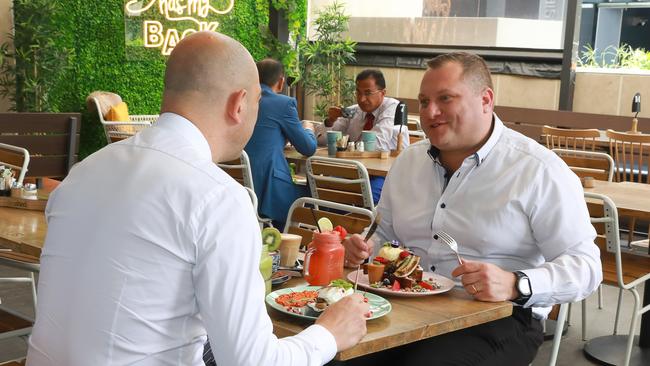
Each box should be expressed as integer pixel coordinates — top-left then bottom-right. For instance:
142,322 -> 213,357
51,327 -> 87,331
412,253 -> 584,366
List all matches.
163,31 -> 257,104
160,31 -> 261,163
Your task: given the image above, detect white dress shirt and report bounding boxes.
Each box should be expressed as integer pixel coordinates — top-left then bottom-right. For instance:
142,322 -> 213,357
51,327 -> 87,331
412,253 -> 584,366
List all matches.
27,113 -> 337,366
373,115 -> 602,319
317,97 -> 406,151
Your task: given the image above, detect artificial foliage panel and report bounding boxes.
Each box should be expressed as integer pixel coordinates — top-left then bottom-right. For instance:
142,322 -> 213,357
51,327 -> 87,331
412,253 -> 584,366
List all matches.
10,0 -> 305,158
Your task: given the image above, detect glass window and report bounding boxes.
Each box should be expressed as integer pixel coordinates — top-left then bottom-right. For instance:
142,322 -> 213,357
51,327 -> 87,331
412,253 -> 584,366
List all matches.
308,0 -> 567,50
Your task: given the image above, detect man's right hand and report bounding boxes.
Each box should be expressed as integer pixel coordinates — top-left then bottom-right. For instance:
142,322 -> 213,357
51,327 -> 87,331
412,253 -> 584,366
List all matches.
315,294 -> 369,351
342,234 -> 374,266
325,107 -> 343,127
302,120 -> 314,132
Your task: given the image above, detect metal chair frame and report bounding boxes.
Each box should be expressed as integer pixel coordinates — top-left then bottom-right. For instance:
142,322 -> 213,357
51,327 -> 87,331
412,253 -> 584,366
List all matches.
0,143 -> 30,187
586,192 -> 650,366
0,253 -> 40,341
284,197 -> 375,248
218,151 -> 272,228
306,156 -> 375,215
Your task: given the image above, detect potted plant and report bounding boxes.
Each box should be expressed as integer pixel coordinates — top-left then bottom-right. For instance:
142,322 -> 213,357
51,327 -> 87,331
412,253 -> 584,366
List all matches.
299,1 -> 356,121
0,0 -> 73,112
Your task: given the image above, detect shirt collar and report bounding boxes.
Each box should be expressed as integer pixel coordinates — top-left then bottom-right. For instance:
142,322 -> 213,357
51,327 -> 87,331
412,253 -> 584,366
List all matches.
261,84 -> 274,93
155,112 -> 212,161
427,113 -> 504,167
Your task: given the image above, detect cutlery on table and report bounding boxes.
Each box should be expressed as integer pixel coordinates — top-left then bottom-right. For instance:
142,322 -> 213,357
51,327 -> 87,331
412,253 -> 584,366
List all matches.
435,230 -> 463,265
354,213 -> 382,291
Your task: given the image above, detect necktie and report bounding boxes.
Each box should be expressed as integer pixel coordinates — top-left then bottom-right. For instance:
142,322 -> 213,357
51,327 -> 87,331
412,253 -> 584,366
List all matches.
363,113 -> 375,131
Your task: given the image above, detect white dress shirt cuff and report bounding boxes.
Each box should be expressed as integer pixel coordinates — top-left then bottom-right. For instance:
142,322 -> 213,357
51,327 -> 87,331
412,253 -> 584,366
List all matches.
520,268 -> 552,319
301,324 -> 338,363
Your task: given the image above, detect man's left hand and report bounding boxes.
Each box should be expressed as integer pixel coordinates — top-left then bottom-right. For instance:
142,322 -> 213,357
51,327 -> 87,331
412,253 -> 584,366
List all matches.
451,259 -> 518,302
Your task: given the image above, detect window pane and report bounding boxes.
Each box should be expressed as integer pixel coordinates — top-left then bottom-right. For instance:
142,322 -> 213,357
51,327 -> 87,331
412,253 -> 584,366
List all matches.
308,0 -> 566,50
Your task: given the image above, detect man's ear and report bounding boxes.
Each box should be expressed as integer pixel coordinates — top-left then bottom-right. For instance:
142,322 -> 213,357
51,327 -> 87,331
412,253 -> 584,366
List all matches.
225,89 -> 248,125
275,76 -> 285,92
481,87 -> 494,114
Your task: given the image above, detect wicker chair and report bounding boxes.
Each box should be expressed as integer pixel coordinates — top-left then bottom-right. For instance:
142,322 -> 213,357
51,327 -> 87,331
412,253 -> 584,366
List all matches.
87,92 -> 158,144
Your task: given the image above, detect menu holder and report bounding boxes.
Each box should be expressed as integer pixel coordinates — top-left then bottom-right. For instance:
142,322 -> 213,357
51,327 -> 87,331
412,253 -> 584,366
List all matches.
0,196 -> 47,211
335,150 -> 389,159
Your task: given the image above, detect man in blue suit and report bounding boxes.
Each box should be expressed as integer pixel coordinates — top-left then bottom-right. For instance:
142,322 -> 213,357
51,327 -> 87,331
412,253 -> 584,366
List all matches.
244,59 -> 316,230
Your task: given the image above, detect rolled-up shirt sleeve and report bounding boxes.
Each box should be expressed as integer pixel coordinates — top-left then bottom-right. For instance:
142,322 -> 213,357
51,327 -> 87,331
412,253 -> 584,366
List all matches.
193,187 -> 337,366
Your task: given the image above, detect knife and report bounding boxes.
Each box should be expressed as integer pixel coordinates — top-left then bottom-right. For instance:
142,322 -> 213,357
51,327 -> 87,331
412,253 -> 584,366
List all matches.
355,213 -> 382,291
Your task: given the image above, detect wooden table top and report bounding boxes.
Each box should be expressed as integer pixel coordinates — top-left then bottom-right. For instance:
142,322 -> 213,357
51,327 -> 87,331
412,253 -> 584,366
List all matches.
585,180 -> 650,220
285,147 -> 397,177
0,206 -> 47,257
268,274 -> 513,361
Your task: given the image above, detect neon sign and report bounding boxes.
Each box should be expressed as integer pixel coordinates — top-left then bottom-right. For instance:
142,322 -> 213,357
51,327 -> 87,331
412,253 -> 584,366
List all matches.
125,1 -> 235,56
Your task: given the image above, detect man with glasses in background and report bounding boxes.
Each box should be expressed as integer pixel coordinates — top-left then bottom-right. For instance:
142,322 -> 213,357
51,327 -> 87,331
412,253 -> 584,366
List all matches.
316,69 -> 405,203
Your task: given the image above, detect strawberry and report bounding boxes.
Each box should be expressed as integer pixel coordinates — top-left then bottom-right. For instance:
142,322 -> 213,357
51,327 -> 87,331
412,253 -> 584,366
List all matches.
399,250 -> 410,260
333,225 -> 347,240
391,280 -> 401,291
373,256 -> 388,264
418,281 -> 434,290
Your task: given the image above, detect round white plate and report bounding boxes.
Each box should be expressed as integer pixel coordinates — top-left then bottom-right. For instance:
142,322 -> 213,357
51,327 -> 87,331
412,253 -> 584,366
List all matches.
266,285 -> 391,321
346,270 -> 455,297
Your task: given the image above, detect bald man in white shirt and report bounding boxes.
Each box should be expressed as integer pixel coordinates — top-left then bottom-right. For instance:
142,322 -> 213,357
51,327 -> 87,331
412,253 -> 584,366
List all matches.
27,31 -> 368,366
341,52 -> 602,366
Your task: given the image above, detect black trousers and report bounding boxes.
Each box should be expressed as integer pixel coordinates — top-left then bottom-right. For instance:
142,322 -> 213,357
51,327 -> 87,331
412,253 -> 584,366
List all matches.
328,307 -> 543,366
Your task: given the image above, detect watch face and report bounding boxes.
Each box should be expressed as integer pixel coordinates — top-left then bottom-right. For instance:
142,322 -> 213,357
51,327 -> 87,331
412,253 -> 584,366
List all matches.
518,276 -> 532,296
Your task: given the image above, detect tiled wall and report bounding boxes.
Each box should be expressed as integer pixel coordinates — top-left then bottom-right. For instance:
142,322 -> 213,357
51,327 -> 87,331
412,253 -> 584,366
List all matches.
0,0 -> 11,112
303,66 -> 649,121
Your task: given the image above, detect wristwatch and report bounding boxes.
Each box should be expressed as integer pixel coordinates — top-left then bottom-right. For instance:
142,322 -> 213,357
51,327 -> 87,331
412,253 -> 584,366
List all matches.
513,271 -> 532,305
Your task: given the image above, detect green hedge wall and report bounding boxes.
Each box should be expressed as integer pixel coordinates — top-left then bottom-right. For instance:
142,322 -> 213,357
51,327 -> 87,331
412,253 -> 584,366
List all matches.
15,0 -> 304,158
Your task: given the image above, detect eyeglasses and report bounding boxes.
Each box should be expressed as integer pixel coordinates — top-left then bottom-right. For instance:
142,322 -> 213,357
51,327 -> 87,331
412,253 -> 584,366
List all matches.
355,89 -> 384,98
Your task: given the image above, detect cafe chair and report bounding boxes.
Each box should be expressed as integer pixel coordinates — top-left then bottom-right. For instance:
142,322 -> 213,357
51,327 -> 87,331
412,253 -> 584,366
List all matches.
552,148 -> 614,182
553,148 -> 615,339
306,156 -> 375,215
407,117 -> 421,131
0,251 -> 40,342
546,302 -> 569,366
606,129 -> 650,248
543,125 -> 601,151
0,143 -> 30,186
284,197 -> 374,248
218,151 -> 272,228
584,192 -> 650,366
87,93 -> 158,144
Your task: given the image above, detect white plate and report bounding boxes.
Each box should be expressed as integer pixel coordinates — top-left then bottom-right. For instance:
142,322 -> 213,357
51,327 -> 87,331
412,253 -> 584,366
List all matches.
346,270 -> 455,297
266,285 -> 391,321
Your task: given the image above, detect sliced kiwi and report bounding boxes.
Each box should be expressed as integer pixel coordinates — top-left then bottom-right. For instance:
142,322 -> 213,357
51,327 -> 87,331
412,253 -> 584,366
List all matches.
262,227 -> 282,251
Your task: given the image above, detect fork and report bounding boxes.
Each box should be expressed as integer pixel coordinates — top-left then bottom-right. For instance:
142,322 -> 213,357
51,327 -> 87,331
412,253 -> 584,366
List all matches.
435,230 -> 463,265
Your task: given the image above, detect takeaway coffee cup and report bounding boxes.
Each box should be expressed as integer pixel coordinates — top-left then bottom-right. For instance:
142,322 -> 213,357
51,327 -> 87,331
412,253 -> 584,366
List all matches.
327,131 -> 342,156
361,131 -> 377,152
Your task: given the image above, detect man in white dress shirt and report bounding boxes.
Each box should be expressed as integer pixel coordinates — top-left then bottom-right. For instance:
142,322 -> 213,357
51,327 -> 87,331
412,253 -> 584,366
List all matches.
317,69 -> 405,204
26,31 -> 368,366
317,69 -> 402,152
342,52 -> 602,365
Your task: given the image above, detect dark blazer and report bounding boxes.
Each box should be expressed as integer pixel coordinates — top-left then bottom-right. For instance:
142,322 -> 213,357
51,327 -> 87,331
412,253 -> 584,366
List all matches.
244,84 -> 316,226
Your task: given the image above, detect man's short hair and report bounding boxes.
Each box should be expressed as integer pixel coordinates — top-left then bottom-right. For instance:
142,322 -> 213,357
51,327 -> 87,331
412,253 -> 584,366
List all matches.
356,69 -> 386,90
257,58 -> 285,87
427,52 -> 493,93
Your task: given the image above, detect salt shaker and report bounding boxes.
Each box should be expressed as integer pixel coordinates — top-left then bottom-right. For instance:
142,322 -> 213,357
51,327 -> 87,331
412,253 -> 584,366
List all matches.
356,141 -> 365,152
347,142 -> 355,151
